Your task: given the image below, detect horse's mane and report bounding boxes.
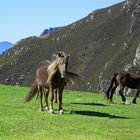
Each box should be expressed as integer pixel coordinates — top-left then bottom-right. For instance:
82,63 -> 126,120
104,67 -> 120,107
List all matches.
46,52 -> 81,87
46,53 -> 67,85
47,52 -> 67,74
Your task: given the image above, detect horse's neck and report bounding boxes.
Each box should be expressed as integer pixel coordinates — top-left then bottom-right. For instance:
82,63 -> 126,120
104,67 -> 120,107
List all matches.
53,70 -> 62,79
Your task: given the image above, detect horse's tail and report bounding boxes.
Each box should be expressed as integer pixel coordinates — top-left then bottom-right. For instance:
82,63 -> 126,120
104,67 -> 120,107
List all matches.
105,73 -> 118,99
24,81 -> 38,103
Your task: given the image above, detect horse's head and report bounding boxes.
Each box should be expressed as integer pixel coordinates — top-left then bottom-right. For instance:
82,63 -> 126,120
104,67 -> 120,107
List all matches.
56,51 -> 70,78
47,51 -> 80,87
47,51 -> 70,85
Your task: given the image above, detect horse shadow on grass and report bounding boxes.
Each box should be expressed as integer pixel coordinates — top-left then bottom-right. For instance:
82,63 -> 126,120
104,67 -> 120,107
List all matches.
71,102 -> 107,106
70,110 -> 129,119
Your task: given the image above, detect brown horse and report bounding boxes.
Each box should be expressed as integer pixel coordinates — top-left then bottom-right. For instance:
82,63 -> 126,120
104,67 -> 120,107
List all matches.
106,70 -> 140,104
24,51 -> 80,114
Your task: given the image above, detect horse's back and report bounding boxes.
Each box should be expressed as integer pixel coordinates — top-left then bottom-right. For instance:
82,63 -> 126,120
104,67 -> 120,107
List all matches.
36,60 -> 51,85
116,70 -> 130,83
38,60 -> 51,67
117,70 -> 140,89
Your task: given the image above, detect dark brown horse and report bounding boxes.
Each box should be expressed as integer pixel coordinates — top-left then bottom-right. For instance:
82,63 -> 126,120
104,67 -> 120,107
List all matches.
24,51 -> 80,114
106,70 -> 140,104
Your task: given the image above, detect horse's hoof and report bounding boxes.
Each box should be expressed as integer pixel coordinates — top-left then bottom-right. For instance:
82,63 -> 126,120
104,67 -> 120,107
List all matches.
39,108 -> 44,112
107,100 -> 114,104
123,100 -> 131,105
45,106 -> 49,111
59,110 -> 64,115
49,109 -> 54,114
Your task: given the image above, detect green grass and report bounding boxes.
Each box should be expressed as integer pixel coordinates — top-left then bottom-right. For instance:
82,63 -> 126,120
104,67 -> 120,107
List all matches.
0,85 -> 140,140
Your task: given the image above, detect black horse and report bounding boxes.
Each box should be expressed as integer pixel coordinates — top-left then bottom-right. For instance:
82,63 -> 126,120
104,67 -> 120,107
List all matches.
106,70 -> 140,104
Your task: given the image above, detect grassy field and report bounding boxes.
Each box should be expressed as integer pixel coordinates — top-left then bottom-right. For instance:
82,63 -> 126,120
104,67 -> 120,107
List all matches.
0,85 -> 140,140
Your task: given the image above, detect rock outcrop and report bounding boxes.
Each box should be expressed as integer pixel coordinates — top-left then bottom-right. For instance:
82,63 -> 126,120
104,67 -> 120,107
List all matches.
123,0 -> 140,33
40,27 -> 63,36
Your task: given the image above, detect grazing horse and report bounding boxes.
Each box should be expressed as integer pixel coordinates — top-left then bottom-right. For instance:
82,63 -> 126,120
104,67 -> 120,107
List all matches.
24,51 -> 80,114
106,70 -> 140,104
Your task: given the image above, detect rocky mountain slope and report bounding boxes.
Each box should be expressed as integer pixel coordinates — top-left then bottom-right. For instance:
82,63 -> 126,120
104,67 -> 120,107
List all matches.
0,0 -> 140,91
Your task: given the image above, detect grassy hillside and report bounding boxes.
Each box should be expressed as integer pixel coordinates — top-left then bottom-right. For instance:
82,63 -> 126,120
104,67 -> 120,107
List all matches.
0,85 -> 140,140
0,1 -> 140,91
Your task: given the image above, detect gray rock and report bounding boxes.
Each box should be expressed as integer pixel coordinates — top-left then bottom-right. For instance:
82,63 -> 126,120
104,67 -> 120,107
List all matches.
133,45 -> 140,66
98,80 -> 111,93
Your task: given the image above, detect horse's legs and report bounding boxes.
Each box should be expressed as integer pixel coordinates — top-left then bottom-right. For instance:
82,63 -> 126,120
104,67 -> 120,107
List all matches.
108,85 -> 117,104
38,85 -> 43,111
54,89 -> 58,103
132,90 -> 140,104
118,85 -> 129,104
106,73 -> 117,100
58,87 -> 64,115
106,82 -> 114,100
44,88 -> 49,111
106,87 -> 111,100
49,87 -> 54,113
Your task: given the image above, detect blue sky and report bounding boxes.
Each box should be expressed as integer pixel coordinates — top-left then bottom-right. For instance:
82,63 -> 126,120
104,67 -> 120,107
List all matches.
0,0 -> 123,43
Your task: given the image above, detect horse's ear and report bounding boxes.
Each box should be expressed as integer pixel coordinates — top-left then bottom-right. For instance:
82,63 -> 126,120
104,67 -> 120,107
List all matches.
58,51 -> 64,57
58,53 -> 62,57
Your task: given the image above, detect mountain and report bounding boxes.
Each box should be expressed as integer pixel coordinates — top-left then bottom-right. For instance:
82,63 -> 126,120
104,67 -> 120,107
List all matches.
0,0 -> 140,91
40,27 -> 63,36
0,41 -> 13,54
